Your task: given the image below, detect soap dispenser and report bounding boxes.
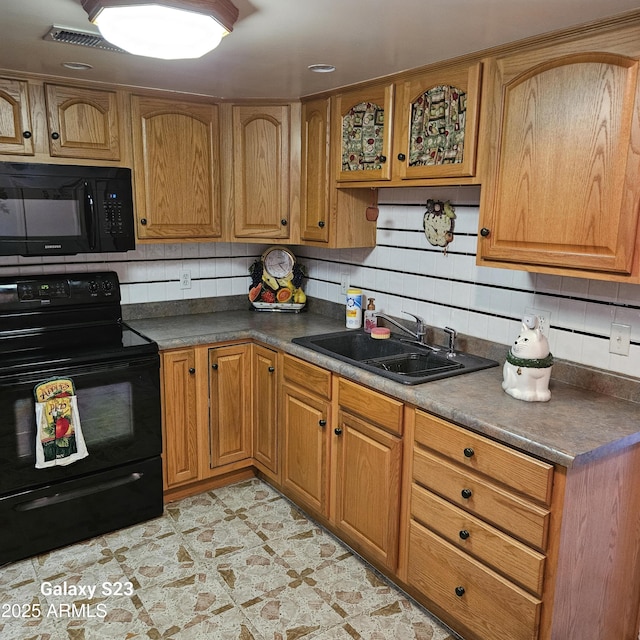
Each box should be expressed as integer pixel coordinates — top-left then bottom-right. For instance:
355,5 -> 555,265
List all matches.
364,298 -> 377,333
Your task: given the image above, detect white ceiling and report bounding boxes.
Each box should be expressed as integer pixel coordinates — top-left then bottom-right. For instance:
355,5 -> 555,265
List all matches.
1,0 -> 640,99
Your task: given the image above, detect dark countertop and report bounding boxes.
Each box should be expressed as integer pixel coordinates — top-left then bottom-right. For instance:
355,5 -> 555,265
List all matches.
128,309 -> 640,469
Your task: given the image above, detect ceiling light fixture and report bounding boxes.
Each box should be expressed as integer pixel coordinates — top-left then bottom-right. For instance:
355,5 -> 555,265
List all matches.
81,0 -> 239,60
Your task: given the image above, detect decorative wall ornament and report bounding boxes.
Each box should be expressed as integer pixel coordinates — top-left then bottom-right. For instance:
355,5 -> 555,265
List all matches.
423,199 -> 456,253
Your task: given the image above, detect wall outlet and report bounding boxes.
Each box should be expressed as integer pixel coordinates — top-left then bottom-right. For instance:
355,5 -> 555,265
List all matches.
340,274 -> 349,295
610,323 -> 631,356
525,307 -> 551,336
179,270 -> 191,289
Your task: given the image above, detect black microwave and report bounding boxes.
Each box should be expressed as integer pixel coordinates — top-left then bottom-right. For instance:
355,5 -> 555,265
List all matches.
0,162 -> 135,256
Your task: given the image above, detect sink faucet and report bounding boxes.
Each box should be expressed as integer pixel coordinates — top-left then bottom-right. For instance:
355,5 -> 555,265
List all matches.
375,311 -> 428,344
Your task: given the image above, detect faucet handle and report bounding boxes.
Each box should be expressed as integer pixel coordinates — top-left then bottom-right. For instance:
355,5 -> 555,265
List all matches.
402,311 -> 425,326
444,326 -> 457,353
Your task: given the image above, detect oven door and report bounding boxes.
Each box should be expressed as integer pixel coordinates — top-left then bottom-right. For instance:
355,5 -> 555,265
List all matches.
0,353 -> 161,496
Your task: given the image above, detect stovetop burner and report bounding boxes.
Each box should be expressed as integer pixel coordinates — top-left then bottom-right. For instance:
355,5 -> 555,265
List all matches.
0,271 -> 157,372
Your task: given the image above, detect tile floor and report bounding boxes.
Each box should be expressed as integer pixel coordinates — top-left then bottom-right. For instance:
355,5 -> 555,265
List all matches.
0,478 -> 457,640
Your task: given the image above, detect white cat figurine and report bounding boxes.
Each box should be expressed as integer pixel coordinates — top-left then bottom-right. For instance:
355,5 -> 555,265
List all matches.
502,316 -> 553,402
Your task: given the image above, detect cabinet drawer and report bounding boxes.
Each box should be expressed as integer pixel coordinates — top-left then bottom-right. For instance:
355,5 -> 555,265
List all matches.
408,521 -> 541,640
338,377 -> 403,435
415,410 -> 553,505
283,355 -> 331,399
413,447 -> 550,550
411,484 -> 545,596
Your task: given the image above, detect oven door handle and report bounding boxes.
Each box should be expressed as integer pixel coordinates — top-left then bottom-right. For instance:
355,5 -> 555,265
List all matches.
13,472 -> 145,511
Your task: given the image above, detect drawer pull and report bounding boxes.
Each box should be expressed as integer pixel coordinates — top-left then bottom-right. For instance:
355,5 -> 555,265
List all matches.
319,419 -> 327,427
459,529 -> 470,540
188,367 -> 196,374
268,366 -> 275,373
461,488 -> 473,499
211,363 -> 218,370
334,427 -> 343,435
463,447 -> 475,458
455,586 -> 466,597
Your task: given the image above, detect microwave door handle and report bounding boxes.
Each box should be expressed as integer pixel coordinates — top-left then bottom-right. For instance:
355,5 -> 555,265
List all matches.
84,181 -> 97,251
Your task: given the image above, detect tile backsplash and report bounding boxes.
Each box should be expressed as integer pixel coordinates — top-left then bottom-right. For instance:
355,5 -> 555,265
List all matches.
1,185 -> 638,379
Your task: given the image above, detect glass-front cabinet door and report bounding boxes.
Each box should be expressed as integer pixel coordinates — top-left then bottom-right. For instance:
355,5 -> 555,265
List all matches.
393,62 -> 482,180
333,82 -> 394,182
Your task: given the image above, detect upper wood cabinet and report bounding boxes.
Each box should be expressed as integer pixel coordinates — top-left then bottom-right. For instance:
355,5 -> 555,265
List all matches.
229,103 -> 299,241
300,97 -> 377,247
392,62 -> 482,180
0,79 -> 121,160
478,33 -> 640,278
0,77 -> 34,155
131,95 -> 222,240
44,84 -> 121,160
333,82 -> 394,183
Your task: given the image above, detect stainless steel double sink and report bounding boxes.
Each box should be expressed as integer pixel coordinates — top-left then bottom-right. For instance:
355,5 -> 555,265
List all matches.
291,330 -> 498,385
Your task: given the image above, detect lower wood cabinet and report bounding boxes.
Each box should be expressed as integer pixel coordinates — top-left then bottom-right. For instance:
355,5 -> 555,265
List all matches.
161,343 -> 254,498
332,378 -> 403,571
208,343 -> 252,467
280,355 -> 332,515
252,344 -> 279,479
161,348 -> 199,489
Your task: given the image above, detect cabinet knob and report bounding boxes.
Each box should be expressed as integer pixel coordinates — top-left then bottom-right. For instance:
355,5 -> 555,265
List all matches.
334,427 -> 343,435
188,367 -> 195,374
319,419 -> 327,427
459,529 -> 470,540
211,363 -> 218,370
281,218 -> 288,226
461,488 -> 473,499
318,220 -> 325,228
379,155 -> 387,163
268,366 -> 275,373
51,132 -> 60,140
455,586 -> 466,597
22,131 -> 32,139
140,218 -> 148,226
463,447 -> 475,458
480,227 -> 491,237
397,153 -> 406,161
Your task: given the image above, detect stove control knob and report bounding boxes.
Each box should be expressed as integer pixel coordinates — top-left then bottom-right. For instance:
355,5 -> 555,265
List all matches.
88,281 -> 99,294
102,279 -> 114,292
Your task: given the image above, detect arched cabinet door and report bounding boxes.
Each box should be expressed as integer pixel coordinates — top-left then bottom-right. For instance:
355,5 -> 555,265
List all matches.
0,77 -> 34,156
131,95 -> 222,240
333,81 -> 394,183
479,48 -> 640,275
393,62 -> 482,180
231,104 -> 292,240
45,84 -> 121,160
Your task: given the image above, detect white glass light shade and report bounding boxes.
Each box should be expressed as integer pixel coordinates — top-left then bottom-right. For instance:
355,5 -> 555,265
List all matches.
93,4 -> 229,59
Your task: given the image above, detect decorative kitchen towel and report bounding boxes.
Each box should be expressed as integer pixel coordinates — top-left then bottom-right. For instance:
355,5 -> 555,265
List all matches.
34,378 -> 88,468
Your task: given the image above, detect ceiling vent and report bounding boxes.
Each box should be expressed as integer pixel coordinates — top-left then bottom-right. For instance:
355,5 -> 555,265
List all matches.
43,25 -> 126,53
